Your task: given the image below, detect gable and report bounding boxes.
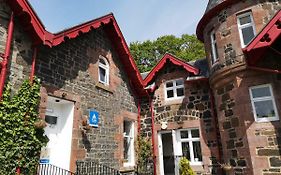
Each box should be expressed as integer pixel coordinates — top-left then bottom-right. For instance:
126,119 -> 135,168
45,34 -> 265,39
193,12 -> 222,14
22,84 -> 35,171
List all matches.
7,0 -> 146,97
143,53 -> 199,86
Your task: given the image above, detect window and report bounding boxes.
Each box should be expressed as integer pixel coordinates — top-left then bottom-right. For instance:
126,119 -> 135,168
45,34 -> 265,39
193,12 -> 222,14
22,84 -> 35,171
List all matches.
180,129 -> 202,165
249,84 -> 279,122
210,30 -> 219,64
123,121 -> 135,166
237,12 -> 256,47
98,56 -> 109,85
165,79 -> 184,100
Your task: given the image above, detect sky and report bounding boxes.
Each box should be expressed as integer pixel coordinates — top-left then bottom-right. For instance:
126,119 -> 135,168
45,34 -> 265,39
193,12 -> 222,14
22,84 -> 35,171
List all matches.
28,0 -> 208,44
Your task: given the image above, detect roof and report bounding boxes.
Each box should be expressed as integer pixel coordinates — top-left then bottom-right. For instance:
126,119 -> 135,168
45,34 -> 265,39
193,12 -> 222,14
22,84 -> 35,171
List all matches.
7,0 -> 147,97
143,53 -> 200,86
188,58 -> 209,77
197,0 -> 239,42
243,10 -> 281,65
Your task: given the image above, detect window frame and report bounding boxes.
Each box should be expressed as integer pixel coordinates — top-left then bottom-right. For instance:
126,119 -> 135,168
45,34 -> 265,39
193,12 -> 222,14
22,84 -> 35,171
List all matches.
179,128 -> 202,165
164,78 -> 185,101
123,120 -> 135,167
98,55 -> 109,85
249,84 -> 279,122
237,11 -> 256,48
210,30 -> 219,65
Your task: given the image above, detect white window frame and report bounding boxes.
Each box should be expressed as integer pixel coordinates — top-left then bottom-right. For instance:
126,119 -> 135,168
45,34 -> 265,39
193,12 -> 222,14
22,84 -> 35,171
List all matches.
237,11 -> 256,48
98,55 -> 109,85
249,84 -> 279,122
210,30 -> 219,64
179,128 -> 202,165
165,79 -> 185,100
123,120 -> 135,167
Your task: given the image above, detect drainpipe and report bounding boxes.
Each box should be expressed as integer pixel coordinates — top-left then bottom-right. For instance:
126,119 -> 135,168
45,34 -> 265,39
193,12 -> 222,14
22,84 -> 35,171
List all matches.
29,47 -> 38,84
149,96 -> 157,175
0,12 -> 14,99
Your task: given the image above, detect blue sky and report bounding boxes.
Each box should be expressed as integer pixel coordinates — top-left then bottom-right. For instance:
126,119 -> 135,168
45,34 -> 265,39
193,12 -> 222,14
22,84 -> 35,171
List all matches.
28,0 -> 208,44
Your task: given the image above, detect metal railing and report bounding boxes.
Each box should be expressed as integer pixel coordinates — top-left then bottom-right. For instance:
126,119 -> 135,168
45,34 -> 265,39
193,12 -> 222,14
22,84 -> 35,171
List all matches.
37,164 -> 76,175
76,161 -> 120,175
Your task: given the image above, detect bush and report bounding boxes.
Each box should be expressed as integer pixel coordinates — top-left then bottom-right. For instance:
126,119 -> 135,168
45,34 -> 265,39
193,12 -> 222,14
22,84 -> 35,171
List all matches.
0,78 -> 48,175
179,157 -> 195,175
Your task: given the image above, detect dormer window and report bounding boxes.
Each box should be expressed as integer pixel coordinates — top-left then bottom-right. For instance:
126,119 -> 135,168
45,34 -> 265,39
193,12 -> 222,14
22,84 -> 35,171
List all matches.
165,79 -> 184,100
210,30 -> 219,64
98,56 -> 109,85
237,12 -> 256,48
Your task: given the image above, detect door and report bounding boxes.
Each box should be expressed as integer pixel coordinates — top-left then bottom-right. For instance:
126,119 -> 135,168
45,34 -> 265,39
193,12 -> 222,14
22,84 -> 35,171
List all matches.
40,96 -> 74,171
159,131 -> 176,175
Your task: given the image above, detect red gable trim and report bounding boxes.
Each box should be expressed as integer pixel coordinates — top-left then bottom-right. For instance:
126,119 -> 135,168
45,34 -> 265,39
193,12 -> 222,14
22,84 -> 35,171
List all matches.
143,53 -> 199,86
196,0 -> 238,42
243,10 -> 281,66
7,0 -> 146,96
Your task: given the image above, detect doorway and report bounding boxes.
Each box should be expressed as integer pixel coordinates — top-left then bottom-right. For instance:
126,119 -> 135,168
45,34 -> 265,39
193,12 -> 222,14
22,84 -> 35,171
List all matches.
40,96 -> 74,171
158,129 -> 202,175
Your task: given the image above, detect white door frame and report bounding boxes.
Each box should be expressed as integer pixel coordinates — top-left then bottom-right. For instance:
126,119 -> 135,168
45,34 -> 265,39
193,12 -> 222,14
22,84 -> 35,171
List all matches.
158,130 -> 181,175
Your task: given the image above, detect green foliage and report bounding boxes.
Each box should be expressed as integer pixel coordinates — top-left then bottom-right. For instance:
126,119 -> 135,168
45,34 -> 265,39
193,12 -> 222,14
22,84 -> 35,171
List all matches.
179,157 -> 195,175
135,135 -> 153,173
129,34 -> 206,72
0,78 -> 48,175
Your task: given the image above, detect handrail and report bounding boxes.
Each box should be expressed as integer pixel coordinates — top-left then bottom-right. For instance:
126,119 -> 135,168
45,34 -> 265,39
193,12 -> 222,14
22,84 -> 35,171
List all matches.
37,164 -> 76,175
76,161 -> 120,175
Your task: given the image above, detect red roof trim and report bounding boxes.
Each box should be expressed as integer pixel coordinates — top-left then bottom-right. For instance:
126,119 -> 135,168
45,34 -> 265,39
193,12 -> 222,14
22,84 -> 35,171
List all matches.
143,53 -> 199,86
243,10 -> 281,65
196,0 -> 238,42
7,0 -> 146,96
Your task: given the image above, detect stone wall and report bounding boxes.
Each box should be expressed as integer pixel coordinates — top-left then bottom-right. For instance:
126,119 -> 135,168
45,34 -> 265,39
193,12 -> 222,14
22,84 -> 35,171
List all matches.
214,71 -> 281,175
35,27 -> 138,171
0,1 -> 33,91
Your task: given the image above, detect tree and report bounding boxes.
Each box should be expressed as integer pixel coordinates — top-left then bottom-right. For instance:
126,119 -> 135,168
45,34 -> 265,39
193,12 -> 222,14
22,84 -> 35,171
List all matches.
129,34 -> 205,72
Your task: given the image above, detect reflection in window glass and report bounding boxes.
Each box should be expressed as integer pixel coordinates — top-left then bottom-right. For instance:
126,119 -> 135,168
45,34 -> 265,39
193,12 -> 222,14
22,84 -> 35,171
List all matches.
250,84 -> 279,122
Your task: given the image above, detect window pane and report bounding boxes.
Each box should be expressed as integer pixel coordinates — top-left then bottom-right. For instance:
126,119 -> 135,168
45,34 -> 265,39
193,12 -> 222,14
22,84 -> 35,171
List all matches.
192,141 -> 202,162
239,15 -> 251,25
99,67 -> 106,83
124,137 -> 130,161
182,142 -> 190,161
181,131 -> 189,139
176,88 -> 184,97
176,79 -> 184,86
242,26 -> 255,45
167,90 -> 174,98
251,86 -> 271,98
166,82 -> 173,88
99,58 -> 106,65
191,129 -> 200,138
254,100 -> 276,118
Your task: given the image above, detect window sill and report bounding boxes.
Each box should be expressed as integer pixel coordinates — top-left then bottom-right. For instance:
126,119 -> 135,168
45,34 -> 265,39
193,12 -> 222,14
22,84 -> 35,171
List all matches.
164,97 -> 184,105
255,117 -> 279,123
95,82 -> 113,93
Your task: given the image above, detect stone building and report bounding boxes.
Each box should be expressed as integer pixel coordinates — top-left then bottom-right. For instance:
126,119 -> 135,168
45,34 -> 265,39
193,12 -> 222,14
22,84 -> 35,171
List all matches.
1,0 -> 146,174
0,0 -> 281,175
195,0 -> 281,174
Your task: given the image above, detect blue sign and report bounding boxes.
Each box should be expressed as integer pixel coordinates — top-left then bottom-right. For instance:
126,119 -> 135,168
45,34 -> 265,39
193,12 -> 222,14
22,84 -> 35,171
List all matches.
89,110 -> 99,127
40,159 -> 50,164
